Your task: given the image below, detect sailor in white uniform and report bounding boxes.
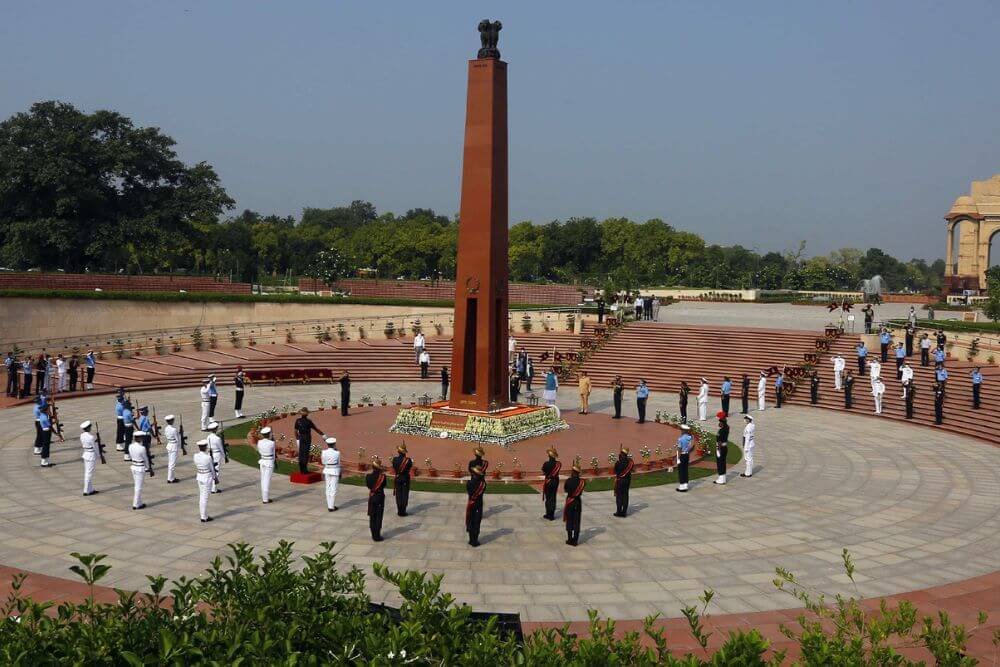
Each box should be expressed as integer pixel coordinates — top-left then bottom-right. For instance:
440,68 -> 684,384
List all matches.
868,358 -> 882,382
128,431 -> 150,509
872,378 -> 885,415
832,354 -> 845,391
321,436 -> 342,511
193,440 -> 214,522
697,378 -> 709,421
900,361 -> 914,385
756,372 -> 767,411
740,415 -> 756,478
257,427 -> 276,503
163,415 -> 181,483
199,380 -> 211,430
206,421 -> 224,493
80,421 -> 98,496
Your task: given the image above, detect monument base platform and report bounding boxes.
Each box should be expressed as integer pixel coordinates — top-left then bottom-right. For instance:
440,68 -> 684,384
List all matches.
289,471 -> 323,485
389,402 -> 567,448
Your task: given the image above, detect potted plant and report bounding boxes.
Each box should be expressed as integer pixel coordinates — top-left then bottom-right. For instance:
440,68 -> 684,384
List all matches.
285,329 -> 294,343
357,325 -> 367,339
209,332 -> 218,349
248,333 -> 257,347
395,396 -> 403,406
521,314 -> 533,333
491,462 -> 503,480
317,398 -> 326,411
379,394 -> 388,407
384,321 -> 396,339
425,458 -> 437,477
640,446 -> 652,470
590,456 -> 600,476
154,338 -> 165,355
357,448 -> 367,472
434,322 -> 444,335
452,462 -> 463,478
229,330 -> 241,348
511,457 -> 522,480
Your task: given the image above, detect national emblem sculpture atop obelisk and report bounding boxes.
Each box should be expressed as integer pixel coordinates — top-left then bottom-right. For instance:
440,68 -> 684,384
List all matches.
449,20 -> 509,412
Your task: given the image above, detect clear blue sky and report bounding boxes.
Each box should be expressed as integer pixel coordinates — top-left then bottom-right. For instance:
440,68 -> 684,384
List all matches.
2,1 -> 998,261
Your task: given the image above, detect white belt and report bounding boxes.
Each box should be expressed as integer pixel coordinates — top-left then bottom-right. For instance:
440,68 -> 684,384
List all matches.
130,463 -> 146,469
259,455 -> 274,460
83,447 -> 95,452
117,417 -> 123,420
324,465 -> 340,469
201,400 -> 210,403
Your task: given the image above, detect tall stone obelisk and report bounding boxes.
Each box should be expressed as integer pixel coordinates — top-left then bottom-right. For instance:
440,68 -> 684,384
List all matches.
449,20 -> 509,412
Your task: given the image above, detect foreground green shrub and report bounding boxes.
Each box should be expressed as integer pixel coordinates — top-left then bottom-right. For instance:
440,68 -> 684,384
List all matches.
0,544 -> 993,665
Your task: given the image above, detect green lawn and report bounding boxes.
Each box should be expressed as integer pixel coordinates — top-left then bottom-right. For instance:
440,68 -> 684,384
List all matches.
223,423 -> 742,495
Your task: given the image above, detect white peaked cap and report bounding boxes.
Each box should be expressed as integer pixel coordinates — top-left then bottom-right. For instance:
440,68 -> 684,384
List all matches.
164,414 -> 175,421
259,427 -> 272,436
325,436 -> 337,445
133,430 -> 147,437
680,424 -> 691,431
207,422 -> 219,430
80,420 -> 92,430
744,415 -> 754,421
701,378 -> 708,383
196,439 -> 209,447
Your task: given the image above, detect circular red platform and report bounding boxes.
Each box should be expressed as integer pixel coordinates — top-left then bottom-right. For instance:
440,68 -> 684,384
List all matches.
259,406 -> 688,479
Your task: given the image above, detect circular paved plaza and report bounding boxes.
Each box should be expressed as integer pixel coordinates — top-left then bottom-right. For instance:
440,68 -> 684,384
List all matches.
1,382 -> 997,623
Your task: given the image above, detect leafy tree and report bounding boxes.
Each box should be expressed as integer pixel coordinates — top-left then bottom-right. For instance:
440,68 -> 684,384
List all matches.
0,101 -> 233,272
983,265 -> 1000,322
306,248 -> 353,288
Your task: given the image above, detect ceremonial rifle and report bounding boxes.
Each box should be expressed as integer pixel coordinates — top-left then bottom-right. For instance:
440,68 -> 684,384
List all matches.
218,419 -> 230,463
178,415 -> 189,456
151,406 -> 164,447
95,422 -> 107,465
48,392 -> 66,442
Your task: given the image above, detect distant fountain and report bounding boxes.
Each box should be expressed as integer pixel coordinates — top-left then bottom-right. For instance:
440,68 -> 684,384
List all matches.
860,275 -> 886,304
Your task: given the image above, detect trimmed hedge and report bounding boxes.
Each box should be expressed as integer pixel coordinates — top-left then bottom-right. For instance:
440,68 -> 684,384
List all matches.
0,288 -> 567,311
887,318 -> 1000,334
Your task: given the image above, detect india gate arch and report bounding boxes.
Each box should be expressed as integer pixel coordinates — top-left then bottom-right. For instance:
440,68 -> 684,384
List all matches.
943,174 -> 1000,294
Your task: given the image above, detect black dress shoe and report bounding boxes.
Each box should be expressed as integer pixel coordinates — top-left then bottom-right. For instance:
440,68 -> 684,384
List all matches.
263,500 -> 271,504
469,541 -> 480,547
676,488 -> 688,493
739,473 -> 751,478
133,504 -> 146,510
373,536 -> 384,542
200,517 -> 213,522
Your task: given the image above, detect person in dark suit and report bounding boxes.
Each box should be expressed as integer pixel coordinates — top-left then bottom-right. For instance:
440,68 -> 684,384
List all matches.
541,448 -> 561,520
613,448 -> 634,517
710,412 -> 729,486
466,466 -> 486,547
678,381 -> 690,423
740,374 -> 750,414
390,443 -> 412,516
611,375 -> 624,419
339,370 -> 351,416
441,366 -> 450,400
563,465 -> 585,546
366,458 -> 386,541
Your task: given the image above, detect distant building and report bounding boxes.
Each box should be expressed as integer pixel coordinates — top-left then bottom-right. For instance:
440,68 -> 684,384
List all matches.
944,174 -> 1000,294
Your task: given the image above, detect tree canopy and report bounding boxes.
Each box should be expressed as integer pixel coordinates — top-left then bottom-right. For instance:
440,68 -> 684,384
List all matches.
0,101 -> 948,293
0,101 -> 234,274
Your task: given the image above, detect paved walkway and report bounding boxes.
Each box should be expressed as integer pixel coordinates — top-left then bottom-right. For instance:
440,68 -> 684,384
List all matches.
653,301 -> 965,331
1,383 -> 998,628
